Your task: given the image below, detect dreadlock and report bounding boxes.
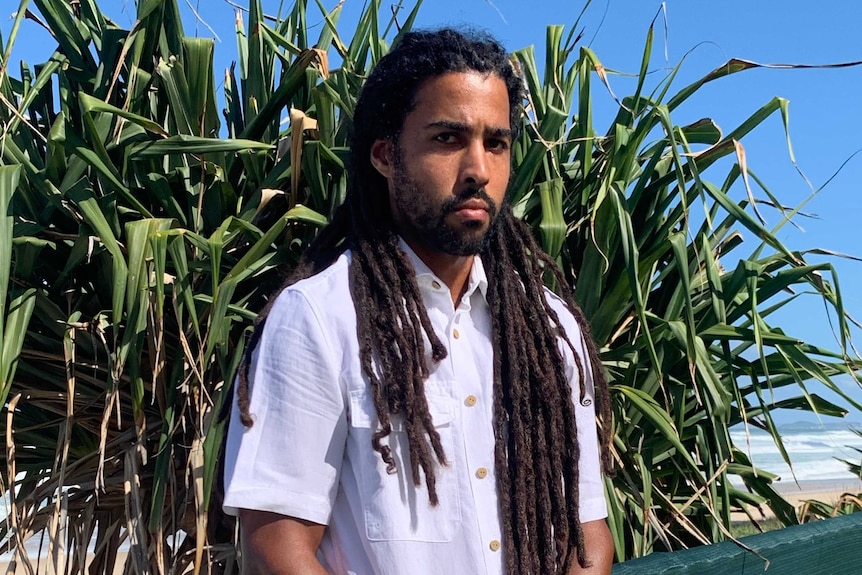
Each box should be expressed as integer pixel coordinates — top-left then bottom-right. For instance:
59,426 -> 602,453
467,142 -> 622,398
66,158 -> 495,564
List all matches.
235,28 -> 613,574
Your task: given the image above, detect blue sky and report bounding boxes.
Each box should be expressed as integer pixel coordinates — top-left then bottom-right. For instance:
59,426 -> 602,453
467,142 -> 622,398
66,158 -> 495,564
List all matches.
5,0 -> 862,422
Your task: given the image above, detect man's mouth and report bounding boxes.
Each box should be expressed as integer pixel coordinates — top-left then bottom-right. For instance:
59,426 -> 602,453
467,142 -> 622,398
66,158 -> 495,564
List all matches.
441,190 -> 497,224
453,198 -> 490,214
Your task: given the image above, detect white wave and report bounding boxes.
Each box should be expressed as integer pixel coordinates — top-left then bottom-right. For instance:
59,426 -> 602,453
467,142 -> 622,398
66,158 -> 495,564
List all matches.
730,425 -> 862,482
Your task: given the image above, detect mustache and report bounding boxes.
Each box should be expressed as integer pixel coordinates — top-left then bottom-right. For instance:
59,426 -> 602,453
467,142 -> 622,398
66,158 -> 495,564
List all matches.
440,188 -> 498,217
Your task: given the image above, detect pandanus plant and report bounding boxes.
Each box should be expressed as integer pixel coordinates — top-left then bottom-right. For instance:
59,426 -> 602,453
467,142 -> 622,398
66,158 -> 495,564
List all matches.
0,0 -> 859,572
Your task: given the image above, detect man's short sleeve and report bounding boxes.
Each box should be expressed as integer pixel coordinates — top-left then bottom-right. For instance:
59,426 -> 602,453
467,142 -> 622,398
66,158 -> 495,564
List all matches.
222,288 -> 347,525
568,327 -> 608,522
548,292 -> 608,523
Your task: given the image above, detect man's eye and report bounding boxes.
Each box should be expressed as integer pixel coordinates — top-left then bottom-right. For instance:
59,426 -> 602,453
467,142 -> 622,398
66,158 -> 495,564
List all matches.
488,139 -> 510,151
434,133 -> 458,144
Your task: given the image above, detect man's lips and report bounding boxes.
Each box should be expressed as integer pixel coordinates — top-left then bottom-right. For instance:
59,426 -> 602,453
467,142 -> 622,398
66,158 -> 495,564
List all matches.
452,198 -> 490,216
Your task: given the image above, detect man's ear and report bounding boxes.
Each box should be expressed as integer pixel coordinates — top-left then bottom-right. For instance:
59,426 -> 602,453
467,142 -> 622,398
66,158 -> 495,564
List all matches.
369,139 -> 394,179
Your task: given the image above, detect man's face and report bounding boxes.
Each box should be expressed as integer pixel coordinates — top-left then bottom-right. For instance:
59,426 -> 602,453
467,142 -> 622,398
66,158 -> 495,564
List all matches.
372,71 -> 513,257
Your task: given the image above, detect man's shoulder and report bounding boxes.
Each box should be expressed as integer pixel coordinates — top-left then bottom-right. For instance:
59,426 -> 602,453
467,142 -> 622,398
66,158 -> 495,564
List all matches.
542,286 -> 585,341
268,252 -> 355,323
290,251 -> 352,295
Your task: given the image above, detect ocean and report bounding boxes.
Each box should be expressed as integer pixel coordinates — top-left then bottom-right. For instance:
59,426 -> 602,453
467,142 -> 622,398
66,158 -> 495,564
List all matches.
729,420 -> 862,484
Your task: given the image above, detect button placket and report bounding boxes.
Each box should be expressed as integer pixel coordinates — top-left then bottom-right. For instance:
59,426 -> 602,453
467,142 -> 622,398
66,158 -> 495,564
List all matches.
437,283 -> 500,572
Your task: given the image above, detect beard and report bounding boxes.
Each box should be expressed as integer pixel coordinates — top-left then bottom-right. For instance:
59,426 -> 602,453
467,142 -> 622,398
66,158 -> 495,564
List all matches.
390,154 -> 501,257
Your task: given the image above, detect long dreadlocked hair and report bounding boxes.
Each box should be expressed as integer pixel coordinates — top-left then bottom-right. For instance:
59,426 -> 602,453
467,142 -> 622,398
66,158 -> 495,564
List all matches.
235,28 -> 612,574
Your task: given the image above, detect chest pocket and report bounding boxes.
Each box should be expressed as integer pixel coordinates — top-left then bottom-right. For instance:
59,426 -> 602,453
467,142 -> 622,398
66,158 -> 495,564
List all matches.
348,389 -> 461,542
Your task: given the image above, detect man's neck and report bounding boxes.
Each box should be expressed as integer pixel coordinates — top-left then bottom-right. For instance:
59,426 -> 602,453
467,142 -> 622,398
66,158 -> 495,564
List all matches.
403,239 -> 475,305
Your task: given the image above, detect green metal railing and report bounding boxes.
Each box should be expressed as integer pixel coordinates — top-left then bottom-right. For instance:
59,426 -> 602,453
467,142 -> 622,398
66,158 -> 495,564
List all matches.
612,513 -> 862,574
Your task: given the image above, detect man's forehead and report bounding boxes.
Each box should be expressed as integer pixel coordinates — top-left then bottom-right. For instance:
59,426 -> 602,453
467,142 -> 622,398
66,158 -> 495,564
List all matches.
405,71 -> 511,124
411,70 -> 506,99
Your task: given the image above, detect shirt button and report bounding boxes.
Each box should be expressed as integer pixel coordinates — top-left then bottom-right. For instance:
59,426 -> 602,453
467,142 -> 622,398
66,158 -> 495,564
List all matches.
489,540 -> 501,552
465,395 -> 477,407
431,280 -> 442,289
475,467 -> 488,479
453,328 -> 461,339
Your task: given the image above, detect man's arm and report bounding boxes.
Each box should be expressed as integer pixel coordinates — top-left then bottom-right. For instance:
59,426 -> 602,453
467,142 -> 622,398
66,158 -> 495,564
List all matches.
240,510 -> 328,575
224,288 -> 347,572
569,519 -> 614,575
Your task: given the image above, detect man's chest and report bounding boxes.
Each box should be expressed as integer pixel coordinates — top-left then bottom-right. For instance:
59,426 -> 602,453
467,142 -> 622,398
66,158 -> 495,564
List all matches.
338,301 -> 500,543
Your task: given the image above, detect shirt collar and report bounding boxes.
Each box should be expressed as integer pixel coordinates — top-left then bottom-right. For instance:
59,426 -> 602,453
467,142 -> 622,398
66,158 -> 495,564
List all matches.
398,238 -> 489,303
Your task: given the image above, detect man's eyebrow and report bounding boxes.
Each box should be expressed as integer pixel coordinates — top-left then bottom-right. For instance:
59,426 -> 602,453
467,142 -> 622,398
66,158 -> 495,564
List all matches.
487,126 -> 515,140
425,121 -> 514,139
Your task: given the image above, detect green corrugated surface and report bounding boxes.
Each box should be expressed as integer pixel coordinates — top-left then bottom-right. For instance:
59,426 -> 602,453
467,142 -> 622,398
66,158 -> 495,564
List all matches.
612,513 -> 862,574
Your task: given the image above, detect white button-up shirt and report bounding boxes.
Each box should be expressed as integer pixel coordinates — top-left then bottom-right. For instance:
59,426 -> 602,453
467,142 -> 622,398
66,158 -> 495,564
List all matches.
223,246 -> 607,574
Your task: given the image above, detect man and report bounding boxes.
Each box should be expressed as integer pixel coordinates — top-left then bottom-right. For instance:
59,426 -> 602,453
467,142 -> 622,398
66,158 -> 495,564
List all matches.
223,28 -> 614,574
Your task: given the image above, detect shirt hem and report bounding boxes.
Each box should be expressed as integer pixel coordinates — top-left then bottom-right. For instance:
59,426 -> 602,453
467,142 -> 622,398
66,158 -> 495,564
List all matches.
223,489 -> 332,525
578,496 -> 609,523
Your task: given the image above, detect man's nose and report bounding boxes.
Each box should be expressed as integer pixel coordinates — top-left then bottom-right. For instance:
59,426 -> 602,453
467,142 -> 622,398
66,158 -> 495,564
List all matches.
461,140 -> 490,187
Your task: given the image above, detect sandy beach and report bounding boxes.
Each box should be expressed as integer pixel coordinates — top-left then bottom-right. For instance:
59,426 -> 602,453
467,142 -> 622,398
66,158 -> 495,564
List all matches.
776,478 -> 862,510
0,552 -> 128,575
733,477 -> 862,521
